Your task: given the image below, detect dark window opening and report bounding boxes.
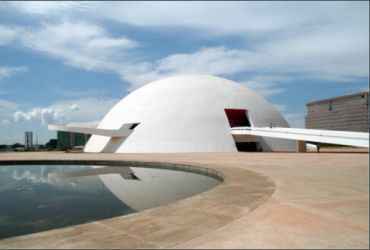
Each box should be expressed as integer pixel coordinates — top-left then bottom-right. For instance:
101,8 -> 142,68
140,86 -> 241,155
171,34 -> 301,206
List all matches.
236,142 -> 260,151
224,109 -> 260,152
129,123 -> 140,130
224,109 -> 251,127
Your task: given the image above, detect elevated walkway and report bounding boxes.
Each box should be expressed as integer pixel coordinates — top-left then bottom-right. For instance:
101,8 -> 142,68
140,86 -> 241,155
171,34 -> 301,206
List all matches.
49,123 -> 368,150
48,123 -> 140,138
231,126 -> 369,148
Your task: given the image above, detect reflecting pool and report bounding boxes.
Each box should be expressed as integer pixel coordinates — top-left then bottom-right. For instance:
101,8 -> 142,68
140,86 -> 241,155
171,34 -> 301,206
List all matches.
0,164 -> 221,239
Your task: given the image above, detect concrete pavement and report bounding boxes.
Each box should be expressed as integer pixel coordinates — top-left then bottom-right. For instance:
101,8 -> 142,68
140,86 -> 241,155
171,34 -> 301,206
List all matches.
0,150 -> 368,249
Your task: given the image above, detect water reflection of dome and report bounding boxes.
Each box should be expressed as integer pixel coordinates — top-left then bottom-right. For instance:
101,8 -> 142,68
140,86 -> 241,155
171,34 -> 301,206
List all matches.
98,167 -> 220,211
54,166 -> 220,211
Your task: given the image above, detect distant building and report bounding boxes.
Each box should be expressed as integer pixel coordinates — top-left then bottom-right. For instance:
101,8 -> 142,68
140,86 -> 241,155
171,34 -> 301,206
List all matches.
25,131 -> 33,149
57,131 -> 90,150
305,91 -> 369,132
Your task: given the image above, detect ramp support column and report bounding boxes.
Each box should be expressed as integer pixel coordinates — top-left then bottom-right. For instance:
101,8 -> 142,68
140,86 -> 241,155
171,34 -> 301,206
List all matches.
297,140 -> 306,152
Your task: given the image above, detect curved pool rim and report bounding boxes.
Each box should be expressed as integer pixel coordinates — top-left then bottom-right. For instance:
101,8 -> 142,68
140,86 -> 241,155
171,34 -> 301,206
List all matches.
0,159 -> 225,240
0,159 -> 225,182
0,153 -> 281,248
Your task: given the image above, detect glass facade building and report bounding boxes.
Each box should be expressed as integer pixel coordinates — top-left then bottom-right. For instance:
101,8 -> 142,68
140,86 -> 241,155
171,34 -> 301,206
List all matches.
25,131 -> 33,149
57,131 -> 91,150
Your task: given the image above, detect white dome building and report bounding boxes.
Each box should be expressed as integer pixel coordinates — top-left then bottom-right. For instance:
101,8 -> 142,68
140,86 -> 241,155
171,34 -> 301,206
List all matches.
84,75 -> 296,153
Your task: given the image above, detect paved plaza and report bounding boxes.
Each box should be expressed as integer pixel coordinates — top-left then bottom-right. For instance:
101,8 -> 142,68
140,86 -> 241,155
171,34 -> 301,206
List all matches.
0,150 -> 368,249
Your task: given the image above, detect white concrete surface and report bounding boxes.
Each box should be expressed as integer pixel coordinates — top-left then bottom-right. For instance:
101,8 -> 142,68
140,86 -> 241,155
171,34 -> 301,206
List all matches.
231,126 -> 369,148
48,123 -> 138,138
84,74 -> 295,153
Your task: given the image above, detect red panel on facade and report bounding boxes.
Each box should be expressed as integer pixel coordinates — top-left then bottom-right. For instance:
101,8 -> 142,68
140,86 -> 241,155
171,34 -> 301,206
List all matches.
224,109 -> 250,127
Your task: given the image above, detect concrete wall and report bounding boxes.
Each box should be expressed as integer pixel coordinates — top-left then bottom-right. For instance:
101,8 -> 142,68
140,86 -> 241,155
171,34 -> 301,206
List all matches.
305,92 -> 369,132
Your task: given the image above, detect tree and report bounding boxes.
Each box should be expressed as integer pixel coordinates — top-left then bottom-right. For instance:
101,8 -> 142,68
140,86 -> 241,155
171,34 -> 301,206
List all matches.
11,143 -> 24,149
45,139 -> 57,150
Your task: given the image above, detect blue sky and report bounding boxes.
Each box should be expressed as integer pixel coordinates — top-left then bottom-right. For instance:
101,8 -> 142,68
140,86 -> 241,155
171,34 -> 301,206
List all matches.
0,1 -> 368,144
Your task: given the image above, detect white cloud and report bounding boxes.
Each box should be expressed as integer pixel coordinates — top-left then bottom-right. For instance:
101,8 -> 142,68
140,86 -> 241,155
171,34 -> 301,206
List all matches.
119,47 -> 271,89
258,22 -> 369,79
157,47 -> 256,75
12,167 -> 57,184
0,25 -> 23,46
19,20 -> 138,71
61,1 -> 367,37
0,2 -> 368,91
69,103 -> 79,111
0,66 -> 28,79
2,97 -> 117,144
6,2 -> 367,40
12,97 -> 118,125
3,1 -> 92,16
240,76 -> 289,97
11,165 -> 78,187
0,21 -> 138,73
117,1 -> 366,83
13,107 -> 64,125
120,38 -> 368,90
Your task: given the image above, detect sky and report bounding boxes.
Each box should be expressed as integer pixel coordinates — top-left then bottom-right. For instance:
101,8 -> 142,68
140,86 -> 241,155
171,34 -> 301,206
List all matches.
0,1 -> 368,144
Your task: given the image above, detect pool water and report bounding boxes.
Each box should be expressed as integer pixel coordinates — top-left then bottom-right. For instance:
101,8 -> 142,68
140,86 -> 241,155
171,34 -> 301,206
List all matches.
0,164 -> 220,239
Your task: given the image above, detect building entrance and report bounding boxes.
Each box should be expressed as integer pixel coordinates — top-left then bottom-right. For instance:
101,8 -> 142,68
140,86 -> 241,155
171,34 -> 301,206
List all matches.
224,108 -> 251,127
224,109 -> 260,152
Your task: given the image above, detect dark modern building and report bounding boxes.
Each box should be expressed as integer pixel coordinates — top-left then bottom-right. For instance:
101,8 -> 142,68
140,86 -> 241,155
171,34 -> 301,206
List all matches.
25,131 -> 33,149
305,91 -> 369,132
57,131 -> 91,150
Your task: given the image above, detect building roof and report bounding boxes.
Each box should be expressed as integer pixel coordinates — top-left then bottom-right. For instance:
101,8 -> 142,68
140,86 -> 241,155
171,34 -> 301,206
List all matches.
306,91 -> 369,106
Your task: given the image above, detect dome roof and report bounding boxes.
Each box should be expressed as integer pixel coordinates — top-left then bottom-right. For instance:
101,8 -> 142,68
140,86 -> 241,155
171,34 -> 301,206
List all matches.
84,74 -> 295,153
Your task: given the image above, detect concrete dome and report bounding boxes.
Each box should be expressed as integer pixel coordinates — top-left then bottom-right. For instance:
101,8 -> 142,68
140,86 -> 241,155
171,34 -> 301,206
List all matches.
84,74 -> 296,153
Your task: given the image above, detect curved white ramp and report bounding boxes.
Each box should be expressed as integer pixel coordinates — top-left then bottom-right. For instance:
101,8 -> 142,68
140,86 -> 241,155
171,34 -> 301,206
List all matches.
48,123 -> 139,138
231,127 -> 369,148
